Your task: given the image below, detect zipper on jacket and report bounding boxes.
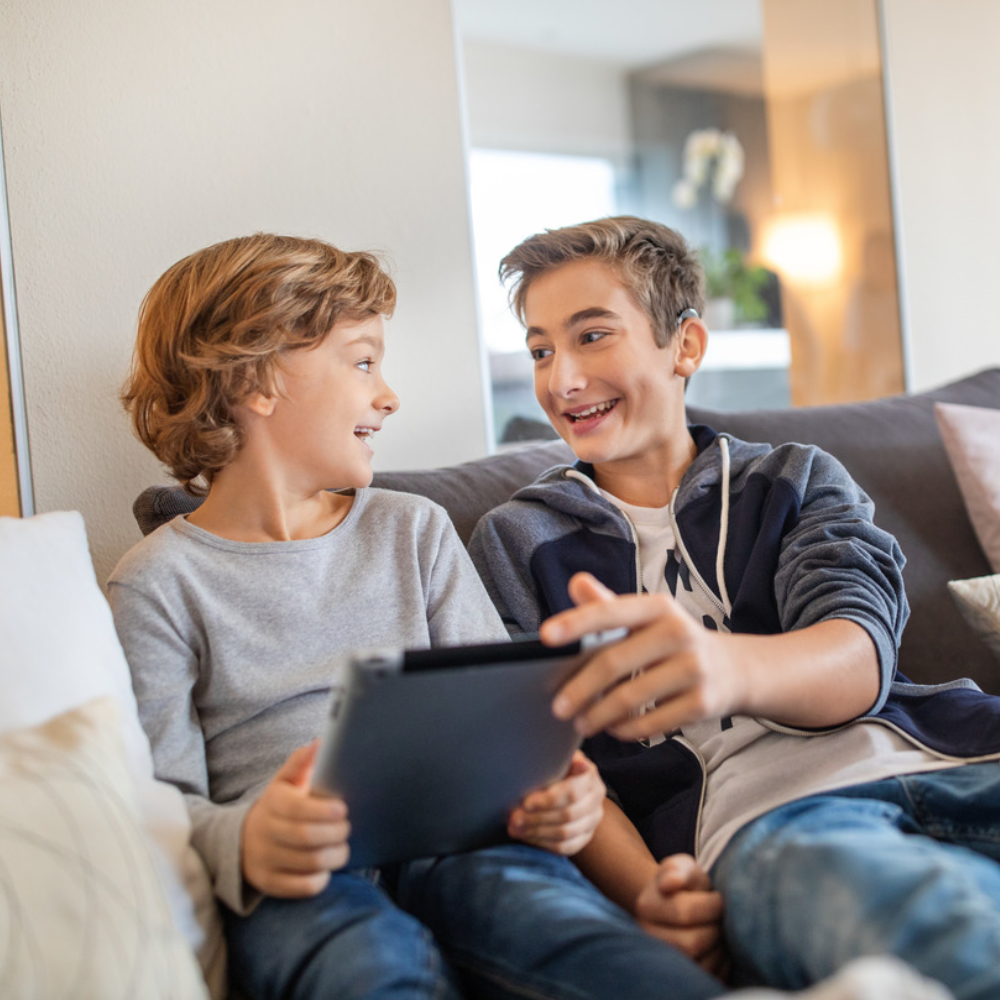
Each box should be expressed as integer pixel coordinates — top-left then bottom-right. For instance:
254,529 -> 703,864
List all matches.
669,497 -> 730,622
668,436 -> 734,623
616,506 -> 656,745
671,734 -> 709,862
621,507 -> 643,599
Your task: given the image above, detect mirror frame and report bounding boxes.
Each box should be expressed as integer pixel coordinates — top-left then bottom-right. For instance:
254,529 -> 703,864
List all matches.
1,114 -> 34,516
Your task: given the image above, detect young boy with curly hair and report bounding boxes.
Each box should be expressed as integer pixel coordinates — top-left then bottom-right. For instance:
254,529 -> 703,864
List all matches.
107,232 -> 738,1000
470,215 -> 1000,999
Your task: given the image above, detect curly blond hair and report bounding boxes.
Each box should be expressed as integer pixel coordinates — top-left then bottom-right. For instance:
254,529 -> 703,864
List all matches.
122,233 -> 396,494
500,216 -> 704,348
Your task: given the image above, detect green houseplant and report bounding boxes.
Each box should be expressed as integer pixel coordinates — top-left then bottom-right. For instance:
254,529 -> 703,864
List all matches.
700,247 -> 770,326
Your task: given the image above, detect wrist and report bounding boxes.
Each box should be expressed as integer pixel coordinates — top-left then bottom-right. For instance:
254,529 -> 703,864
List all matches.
627,858 -> 663,914
711,631 -> 755,718
240,800 -> 264,882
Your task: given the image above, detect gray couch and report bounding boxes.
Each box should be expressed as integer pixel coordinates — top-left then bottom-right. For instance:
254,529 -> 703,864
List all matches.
134,367 -> 1000,694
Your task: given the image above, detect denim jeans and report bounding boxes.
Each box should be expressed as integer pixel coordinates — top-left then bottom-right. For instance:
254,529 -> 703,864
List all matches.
225,842 -> 727,1000
712,762 -> 1000,1000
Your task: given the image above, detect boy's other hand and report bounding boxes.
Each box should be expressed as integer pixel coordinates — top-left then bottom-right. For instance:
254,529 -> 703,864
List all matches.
242,741 -> 351,898
544,573 -> 745,740
635,854 -> 728,979
507,750 -> 605,856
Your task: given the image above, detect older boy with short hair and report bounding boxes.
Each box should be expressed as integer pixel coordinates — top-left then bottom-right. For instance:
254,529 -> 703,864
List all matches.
108,233 -> 731,1000
470,216 -> 1000,999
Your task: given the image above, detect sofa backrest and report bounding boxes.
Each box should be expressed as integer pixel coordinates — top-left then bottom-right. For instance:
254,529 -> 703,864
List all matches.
685,368 -> 1000,693
132,438 -> 576,546
132,368 -> 1000,694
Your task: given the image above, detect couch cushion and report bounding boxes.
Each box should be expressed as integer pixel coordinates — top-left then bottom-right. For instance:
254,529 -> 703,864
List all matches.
935,401 -> 1000,573
372,439 -> 574,544
0,697 -> 209,999
0,511 -> 226,998
948,574 -> 1000,662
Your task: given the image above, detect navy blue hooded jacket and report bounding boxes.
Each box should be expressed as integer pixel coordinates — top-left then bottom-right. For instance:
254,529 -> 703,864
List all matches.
470,426 -> 1000,859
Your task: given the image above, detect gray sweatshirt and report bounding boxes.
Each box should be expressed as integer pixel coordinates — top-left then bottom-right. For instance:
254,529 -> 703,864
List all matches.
108,488 -> 507,913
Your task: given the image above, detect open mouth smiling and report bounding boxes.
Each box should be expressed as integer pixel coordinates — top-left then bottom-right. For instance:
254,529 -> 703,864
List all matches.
354,426 -> 377,443
566,400 -> 618,422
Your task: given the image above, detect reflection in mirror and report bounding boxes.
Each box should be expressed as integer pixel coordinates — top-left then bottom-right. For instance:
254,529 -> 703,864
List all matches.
454,0 -> 903,445
1,116 -> 32,517
760,0 -> 903,406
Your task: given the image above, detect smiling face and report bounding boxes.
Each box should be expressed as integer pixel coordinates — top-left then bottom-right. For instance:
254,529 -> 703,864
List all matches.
525,259 -> 703,500
257,313 -> 399,492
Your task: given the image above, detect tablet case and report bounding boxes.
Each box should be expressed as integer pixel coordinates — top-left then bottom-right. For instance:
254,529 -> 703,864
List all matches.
311,637 -> 588,867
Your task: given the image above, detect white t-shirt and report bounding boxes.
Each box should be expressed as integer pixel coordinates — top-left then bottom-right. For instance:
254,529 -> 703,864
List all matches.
601,489 -> 960,869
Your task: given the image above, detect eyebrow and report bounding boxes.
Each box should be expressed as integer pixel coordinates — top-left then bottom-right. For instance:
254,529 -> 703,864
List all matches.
342,334 -> 383,350
525,307 -> 621,341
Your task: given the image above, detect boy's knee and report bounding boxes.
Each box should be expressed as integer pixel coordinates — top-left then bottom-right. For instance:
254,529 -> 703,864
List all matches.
231,894 -> 452,1000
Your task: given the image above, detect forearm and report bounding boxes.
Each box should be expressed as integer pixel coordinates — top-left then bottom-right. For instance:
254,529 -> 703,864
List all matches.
731,618 -> 880,728
575,787 -> 727,974
572,798 -> 658,914
547,580 -> 886,741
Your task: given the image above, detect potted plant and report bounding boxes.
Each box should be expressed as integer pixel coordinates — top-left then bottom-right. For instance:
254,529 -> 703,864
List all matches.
700,247 -> 770,329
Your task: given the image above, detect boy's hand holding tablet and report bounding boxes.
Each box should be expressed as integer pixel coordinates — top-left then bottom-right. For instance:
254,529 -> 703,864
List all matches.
242,741 -> 351,899
508,750 -> 605,856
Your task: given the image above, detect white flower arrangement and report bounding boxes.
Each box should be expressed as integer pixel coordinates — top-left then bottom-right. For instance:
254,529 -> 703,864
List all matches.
672,128 -> 745,209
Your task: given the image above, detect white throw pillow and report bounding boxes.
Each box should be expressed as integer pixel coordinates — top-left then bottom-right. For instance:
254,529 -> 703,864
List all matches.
0,696 -> 209,999
0,511 -> 225,997
935,401 -> 1000,573
948,574 -> 1000,661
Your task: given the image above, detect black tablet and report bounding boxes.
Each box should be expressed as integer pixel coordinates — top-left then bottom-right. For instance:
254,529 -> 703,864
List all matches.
311,633 -> 612,868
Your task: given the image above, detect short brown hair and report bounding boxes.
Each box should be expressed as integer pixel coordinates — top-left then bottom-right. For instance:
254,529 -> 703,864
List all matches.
122,233 -> 396,494
500,216 -> 704,347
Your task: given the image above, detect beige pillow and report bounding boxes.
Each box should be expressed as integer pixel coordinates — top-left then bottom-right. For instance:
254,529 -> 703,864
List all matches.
0,511 -> 225,997
0,696 -> 209,1000
948,574 -> 1000,661
935,402 -> 1000,573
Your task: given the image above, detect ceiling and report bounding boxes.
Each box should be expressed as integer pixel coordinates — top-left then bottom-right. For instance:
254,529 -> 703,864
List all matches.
452,1 -> 883,97
451,0 -> 763,71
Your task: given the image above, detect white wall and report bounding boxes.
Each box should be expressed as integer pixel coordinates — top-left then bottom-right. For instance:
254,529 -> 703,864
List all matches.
0,0 -> 487,586
881,0 -> 1000,390
461,40 -> 632,161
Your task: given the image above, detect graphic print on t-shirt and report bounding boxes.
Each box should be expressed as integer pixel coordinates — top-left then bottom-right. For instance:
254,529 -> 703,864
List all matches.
599,488 -> 734,739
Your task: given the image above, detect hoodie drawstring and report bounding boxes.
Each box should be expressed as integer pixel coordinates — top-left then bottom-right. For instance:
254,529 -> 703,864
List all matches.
716,436 -> 733,618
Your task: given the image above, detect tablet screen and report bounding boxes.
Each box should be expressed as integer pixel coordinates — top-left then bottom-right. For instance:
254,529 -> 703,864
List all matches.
311,636 -> 590,868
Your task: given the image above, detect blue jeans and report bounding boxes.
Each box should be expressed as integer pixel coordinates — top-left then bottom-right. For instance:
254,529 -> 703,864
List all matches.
712,762 -> 1000,1000
225,843 -> 727,1000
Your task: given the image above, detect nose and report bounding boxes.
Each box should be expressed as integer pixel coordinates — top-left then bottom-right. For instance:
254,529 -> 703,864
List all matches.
542,350 -> 586,400
378,378 -> 400,416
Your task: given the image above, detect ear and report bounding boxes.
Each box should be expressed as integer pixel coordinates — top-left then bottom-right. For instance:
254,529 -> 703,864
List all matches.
243,391 -> 278,417
674,318 -> 707,378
